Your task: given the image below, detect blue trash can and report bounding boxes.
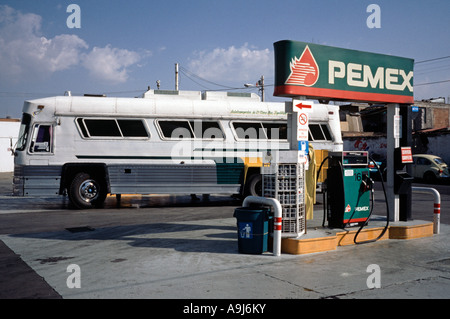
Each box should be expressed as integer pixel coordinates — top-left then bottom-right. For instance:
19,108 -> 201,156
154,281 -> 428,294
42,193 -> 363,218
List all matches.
233,207 -> 271,254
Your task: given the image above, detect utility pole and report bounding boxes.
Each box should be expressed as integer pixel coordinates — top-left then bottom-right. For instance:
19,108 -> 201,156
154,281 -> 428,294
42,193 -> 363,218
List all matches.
257,75 -> 265,101
175,63 -> 179,91
245,75 -> 265,101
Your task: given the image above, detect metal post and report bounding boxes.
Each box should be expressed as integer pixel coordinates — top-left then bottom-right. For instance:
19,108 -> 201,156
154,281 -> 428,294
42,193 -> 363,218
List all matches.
399,105 -> 413,221
260,75 -> 265,102
242,196 -> 282,256
175,63 -> 179,91
412,187 -> 441,234
386,103 -> 400,221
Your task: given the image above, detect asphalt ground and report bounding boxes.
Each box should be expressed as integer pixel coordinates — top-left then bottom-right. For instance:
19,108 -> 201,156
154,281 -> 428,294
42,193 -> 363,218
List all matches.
0,172 -> 449,304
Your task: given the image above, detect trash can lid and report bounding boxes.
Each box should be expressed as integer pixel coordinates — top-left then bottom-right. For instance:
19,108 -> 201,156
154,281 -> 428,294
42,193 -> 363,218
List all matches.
233,207 -> 269,220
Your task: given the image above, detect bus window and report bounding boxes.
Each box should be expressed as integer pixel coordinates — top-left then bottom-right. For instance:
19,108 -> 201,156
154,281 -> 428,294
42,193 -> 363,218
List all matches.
158,120 -> 194,139
190,121 -> 224,139
321,124 -> 332,140
76,118 -> 88,137
117,119 -> 149,137
16,113 -> 31,151
262,123 -> 287,140
84,119 -> 121,137
30,124 -> 52,153
232,122 -> 266,140
77,118 -> 149,138
308,123 -> 333,141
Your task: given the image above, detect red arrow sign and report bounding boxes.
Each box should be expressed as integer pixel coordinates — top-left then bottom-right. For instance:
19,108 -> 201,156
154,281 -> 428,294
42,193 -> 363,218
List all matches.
295,102 -> 312,110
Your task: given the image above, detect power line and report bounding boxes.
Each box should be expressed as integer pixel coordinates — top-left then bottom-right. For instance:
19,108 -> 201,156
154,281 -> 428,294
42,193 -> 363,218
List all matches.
414,64 -> 450,76
415,79 -> 450,86
178,65 -> 277,98
179,66 -> 236,89
179,69 -> 212,90
415,55 -> 450,64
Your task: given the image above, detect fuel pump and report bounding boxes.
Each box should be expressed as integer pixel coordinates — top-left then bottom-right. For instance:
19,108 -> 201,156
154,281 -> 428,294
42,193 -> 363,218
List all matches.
326,151 -> 373,228
317,151 -> 391,245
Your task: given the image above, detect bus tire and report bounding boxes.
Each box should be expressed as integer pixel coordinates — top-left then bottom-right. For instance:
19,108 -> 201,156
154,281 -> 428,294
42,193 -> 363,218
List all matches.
244,173 -> 262,197
69,172 -> 106,209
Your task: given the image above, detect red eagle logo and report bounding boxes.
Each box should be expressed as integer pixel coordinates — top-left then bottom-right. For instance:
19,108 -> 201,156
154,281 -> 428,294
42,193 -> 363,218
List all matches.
285,45 -> 319,87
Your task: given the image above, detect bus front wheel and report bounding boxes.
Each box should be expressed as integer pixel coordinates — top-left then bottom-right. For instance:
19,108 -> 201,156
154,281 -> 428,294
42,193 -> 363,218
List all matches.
69,172 -> 106,209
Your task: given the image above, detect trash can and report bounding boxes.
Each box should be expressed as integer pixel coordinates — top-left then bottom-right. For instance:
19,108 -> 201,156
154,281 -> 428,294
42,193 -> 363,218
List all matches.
233,207 -> 271,254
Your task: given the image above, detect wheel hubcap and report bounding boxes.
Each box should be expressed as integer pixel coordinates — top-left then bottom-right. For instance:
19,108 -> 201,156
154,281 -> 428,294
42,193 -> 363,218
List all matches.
79,180 -> 98,202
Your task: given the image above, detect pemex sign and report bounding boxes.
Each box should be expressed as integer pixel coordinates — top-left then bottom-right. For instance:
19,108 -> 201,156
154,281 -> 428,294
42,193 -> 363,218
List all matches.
274,40 -> 414,104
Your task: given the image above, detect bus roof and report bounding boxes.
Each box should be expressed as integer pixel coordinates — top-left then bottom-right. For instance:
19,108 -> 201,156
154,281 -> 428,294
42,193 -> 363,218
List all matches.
24,95 -> 288,120
23,91 -> 339,121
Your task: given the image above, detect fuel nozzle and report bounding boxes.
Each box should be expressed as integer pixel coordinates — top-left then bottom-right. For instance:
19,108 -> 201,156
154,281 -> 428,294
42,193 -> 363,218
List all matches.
360,172 -> 373,193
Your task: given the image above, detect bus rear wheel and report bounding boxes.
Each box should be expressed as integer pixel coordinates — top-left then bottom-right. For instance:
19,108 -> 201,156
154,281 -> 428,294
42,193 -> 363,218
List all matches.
244,173 -> 262,197
69,172 -> 106,209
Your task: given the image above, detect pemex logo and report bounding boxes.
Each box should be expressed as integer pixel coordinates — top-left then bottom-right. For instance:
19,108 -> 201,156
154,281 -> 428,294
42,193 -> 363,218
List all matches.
285,45 -> 319,87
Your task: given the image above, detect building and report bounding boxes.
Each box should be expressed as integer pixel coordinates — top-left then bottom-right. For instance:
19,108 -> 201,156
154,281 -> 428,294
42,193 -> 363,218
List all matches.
340,100 -> 450,164
0,118 -> 20,172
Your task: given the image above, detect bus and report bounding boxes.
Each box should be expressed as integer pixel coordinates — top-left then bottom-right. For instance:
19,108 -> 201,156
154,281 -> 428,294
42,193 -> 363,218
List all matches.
12,89 -> 342,209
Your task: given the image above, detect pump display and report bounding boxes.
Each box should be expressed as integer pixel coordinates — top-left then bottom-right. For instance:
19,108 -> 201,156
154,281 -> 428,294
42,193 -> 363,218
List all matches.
326,151 -> 373,228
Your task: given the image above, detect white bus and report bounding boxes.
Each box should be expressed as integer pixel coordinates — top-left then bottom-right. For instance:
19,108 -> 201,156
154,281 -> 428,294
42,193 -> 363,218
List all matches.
12,89 -> 342,209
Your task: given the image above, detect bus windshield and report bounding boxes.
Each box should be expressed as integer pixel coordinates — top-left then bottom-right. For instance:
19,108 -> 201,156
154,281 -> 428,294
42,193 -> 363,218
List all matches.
16,113 -> 31,151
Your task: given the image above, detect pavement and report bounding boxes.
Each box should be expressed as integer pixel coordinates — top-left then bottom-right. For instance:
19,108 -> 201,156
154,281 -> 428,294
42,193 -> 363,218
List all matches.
0,172 -> 449,302
1,212 -> 449,300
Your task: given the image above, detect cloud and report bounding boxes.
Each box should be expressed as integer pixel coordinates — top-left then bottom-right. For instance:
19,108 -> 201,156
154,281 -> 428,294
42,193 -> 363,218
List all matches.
82,45 -> 141,84
188,43 -> 273,84
0,5 -> 143,84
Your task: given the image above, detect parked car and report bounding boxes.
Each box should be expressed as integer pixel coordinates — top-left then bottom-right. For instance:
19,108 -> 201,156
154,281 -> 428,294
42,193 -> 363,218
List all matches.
368,159 -> 385,180
412,154 -> 450,183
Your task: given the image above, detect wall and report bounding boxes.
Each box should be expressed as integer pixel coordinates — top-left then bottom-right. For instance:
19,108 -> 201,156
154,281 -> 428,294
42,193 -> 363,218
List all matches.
343,136 -> 387,161
0,120 -> 20,172
344,133 -> 450,165
433,108 -> 449,129
414,131 -> 450,165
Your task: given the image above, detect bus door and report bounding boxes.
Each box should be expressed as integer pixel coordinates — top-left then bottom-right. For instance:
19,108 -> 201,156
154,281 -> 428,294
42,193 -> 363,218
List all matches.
29,123 -> 54,154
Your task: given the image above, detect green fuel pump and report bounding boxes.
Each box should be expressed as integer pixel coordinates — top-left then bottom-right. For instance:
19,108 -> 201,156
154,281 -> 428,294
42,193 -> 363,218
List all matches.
326,151 -> 373,228
318,151 -> 390,245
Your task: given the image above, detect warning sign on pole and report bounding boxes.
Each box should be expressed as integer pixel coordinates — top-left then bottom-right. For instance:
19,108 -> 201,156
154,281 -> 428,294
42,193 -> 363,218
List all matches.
297,112 -> 308,141
292,100 -> 312,142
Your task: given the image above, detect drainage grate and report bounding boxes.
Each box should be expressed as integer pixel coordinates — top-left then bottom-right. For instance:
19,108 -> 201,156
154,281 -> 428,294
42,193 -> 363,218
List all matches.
65,226 -> 95,233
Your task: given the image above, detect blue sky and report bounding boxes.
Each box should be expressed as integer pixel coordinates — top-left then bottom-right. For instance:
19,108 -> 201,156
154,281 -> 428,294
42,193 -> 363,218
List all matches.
1,0 -> 449,118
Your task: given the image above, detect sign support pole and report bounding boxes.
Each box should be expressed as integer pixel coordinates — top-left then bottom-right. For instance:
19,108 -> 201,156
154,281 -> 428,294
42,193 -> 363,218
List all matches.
386,103 -> 400,221
399,105 -> 413,221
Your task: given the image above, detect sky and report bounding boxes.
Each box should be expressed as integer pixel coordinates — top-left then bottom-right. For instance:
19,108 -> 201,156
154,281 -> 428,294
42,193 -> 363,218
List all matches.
0,0 -> 449,118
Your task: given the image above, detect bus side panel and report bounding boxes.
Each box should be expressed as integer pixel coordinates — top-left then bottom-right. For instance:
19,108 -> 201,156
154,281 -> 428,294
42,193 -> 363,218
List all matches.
216,162 -> 245,185
107,164 -> 241,195
13,165 -> 62,196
